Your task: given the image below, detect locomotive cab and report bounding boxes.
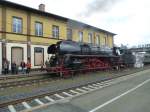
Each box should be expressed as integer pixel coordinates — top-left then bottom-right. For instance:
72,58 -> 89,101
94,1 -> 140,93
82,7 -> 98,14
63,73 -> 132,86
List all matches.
47,44 -> 57,54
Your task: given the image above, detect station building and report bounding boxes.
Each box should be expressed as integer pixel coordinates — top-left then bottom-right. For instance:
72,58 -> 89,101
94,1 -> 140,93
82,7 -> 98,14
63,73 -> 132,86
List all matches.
0,0 -> 115,74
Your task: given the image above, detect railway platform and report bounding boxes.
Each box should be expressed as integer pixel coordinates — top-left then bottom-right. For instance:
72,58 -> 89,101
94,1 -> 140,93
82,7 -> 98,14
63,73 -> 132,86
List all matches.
0,70 -> 47,78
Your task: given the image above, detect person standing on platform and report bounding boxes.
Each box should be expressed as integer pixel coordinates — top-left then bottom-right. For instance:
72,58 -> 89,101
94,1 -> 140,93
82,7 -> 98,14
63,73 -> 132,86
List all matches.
40,61 -> 44,72
3,60 -> 8,75
6,59 -> 10,74
11,61 -> 16,74
20,60 -> 26,74
26,61 -> 31,74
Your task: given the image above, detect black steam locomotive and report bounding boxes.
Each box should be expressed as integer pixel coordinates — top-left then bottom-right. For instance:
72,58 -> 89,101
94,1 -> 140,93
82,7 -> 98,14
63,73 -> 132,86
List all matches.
46,40 -> 135,77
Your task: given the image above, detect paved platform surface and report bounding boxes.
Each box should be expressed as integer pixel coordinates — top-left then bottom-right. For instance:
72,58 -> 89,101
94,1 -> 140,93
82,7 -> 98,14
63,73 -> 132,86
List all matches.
33,69 -> 150,112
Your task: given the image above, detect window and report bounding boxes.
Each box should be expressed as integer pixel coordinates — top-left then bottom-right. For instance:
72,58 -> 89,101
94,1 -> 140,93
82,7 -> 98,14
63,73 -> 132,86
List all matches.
88,33 -> 93,43
96,35 -> 100,45
34,47 -> 44,66
12,17 -> 22,33
79,31 -> 83,42
67,28 -> 72,40
52,25 -> 59,38
35,22 -> 43,36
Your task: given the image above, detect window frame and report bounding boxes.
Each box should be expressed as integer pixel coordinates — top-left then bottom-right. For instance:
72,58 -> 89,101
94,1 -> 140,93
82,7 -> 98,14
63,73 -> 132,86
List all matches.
88,33 -> 93,44
79,31 -> 83,42
96,35 -> 100,46
35,21 -> 43,37
12,16 -> 23,34
67,28 -> 72,40
52,25 -> 59,38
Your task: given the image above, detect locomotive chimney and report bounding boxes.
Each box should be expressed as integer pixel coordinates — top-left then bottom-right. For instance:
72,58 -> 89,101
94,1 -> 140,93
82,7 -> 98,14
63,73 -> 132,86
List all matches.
39,4 -> 45,11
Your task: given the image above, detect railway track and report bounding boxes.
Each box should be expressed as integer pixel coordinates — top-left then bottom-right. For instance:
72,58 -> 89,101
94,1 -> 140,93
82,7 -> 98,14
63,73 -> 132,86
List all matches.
0,77 -> 54,89
0,72 -> 48,81
0,70 -> 143,112
0,73 -> 62,90
0,66 -> 149,90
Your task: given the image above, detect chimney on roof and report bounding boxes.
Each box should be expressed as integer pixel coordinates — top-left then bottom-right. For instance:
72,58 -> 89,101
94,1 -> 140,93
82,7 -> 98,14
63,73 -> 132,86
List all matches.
39,4 -> 45,11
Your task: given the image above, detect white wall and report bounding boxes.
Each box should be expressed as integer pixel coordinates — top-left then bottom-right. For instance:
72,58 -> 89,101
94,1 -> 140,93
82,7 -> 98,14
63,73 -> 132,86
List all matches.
0,42 -> 2,74
5,43 -> 49,69
31,45 -> 49,68
134,52 -> 145,68
6,43 -> 27,69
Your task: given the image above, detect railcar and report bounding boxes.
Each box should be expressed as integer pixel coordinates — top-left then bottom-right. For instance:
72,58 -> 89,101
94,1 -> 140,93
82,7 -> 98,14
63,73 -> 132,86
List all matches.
120,49 -> 136,67
143,52 -> 150,65
45,40 -> 135,77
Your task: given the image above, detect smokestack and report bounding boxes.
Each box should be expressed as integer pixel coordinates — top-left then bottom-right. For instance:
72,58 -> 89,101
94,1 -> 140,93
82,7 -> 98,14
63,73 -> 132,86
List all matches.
39,4 -> 45,11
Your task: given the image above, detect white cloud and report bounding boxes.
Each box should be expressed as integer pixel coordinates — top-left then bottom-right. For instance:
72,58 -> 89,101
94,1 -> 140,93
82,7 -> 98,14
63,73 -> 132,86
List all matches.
77,0 -> 150,47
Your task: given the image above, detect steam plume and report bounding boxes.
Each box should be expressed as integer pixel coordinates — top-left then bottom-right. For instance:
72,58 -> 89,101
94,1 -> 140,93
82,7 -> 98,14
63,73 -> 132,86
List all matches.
80,0 -> 122,17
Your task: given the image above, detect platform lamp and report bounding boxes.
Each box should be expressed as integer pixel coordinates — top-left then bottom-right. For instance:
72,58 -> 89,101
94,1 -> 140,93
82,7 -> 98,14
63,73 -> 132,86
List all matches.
27,41 -> 31,62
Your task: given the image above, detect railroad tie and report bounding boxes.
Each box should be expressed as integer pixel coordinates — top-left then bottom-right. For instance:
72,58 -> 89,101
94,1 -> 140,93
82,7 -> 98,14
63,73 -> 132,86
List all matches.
34,99 -> 44,105
92,84 -> 100,87
70,90 -> 80,94
96,83 -> 104,86
22,101 -> 31,109
96,83 -> 101,85
76,88 -> 87,93
82,86 -> 93,91
54,94 -> 65,99
88,85 -> 97,89
62,92 -> 73,97
45,96 -> 55,102
8,105 -> 16,112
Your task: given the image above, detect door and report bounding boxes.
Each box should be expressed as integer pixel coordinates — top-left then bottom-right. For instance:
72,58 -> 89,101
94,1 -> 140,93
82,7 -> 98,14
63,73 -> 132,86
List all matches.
12,47 -> 23,65
0,43 -> 2,74
34,47 -> 44,66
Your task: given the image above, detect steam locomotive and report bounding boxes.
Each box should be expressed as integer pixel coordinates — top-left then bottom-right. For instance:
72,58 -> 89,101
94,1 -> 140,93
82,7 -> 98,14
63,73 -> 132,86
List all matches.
46,40 -> 135,77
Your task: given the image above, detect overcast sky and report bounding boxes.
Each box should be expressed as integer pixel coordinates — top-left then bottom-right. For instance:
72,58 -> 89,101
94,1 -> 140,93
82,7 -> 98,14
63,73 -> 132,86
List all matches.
7,0 -> 150,47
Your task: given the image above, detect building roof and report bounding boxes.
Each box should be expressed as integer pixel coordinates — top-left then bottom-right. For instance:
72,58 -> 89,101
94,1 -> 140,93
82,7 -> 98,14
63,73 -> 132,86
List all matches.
0,0 -> 116,36
67,20 -> 116,35
0,0 -> 68,21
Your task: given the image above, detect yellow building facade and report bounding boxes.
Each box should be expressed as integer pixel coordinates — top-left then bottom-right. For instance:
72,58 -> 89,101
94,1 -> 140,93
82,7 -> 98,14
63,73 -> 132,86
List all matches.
67,20 -> 114,47
0,1 -> 115,74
